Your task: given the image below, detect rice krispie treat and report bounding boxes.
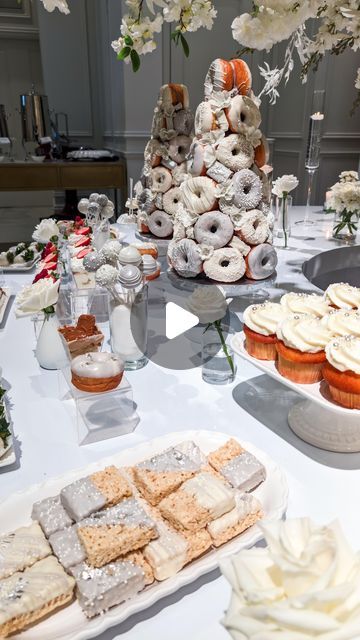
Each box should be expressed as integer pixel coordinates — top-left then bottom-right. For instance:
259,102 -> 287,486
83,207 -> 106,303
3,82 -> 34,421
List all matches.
69,560 -> 145,618
32,495 -> 73,538
77,498 -> 158,568
207,439 -> 266,492
49,526 -> 86,570
0,523 -> 51,580
207,493 -> 263,547
158,472 -> 235,532
60,466 -> 132,521
130,441 -> 206,506
182,528 -> 212,563
0,556 -> 74,637
122,551 -> 154,586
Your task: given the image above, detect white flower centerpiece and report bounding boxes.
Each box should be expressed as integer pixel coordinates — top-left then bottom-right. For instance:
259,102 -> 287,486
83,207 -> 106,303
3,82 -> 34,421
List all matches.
272,174 -> 299,248
32,218 -> 59,246
326,171 -> 360,240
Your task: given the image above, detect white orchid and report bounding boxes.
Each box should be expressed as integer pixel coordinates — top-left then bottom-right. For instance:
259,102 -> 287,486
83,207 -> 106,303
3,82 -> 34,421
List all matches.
272,174 -> 299,197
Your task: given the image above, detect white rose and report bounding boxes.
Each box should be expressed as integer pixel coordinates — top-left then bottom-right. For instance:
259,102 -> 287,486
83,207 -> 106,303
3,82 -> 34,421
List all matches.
339,170 -> 359,183
32,218 -> 59,244
272,174 -> 299,197
221,518 -> 360,640
16,279 -> 59,315
40,0 -> 69,14
187,286 -> 227,323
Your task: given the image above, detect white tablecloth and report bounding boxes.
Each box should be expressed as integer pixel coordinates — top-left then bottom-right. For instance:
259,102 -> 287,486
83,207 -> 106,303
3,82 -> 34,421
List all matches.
1,207 -> 359,640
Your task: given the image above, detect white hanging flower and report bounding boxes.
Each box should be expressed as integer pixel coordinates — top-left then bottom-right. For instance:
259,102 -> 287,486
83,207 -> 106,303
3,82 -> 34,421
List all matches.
40,0 -> 69,14
272,174 -> 299,197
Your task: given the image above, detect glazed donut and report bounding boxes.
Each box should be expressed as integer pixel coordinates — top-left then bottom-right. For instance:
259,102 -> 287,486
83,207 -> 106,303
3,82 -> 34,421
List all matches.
150,166 -> 173,193
173,109 -> 194,136
203,247 -> 246,283
254,135 -> 269,169
168,135 -> 191,164
232,169 -> 262,209
188,140 -> 206,177
163,187 -> 183,216
204,58 -> 252,98
168,238 -> 203,278
160,83 -> 189,109
216,134 -> 254,172
245,244 -> 278,280
138,188 -> 156,214
172,161 -> 188,186
148,210 -> 174,238
236,210 -> 270,245
195,102 -> 217,136
181,176 -> 218,215
225,95 -> 261,133
194,211 -> 234,249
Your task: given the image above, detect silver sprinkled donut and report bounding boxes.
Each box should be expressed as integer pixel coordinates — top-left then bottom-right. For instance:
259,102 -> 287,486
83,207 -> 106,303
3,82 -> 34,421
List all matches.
163,187 -> 183,217
216,134 -> 254,172
236,209 -> 270,245
173,109 -> 194,136
232,169 -> 262,209
181,176 -> 218,215
194,211 -> 234,249
168,238 -> 203,278
168,135 -> 191,164
203,247 -> 246,283
148,210 -> 174,238
245,244 -> 277,280
150,166 -> 172,193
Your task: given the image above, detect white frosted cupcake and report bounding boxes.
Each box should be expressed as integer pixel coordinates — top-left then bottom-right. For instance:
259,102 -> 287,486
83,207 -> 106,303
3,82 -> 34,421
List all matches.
280,292 -> 331,318
276,314 -> 334,383
323,336 -> 360,408
321,309 -> 360,337
325,283 -> 360,310
243,302 -> 287,360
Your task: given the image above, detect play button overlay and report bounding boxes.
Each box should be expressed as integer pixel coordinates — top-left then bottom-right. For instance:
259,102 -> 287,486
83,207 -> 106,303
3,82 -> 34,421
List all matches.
165,302 -> 199,340
129,282 -> 230,370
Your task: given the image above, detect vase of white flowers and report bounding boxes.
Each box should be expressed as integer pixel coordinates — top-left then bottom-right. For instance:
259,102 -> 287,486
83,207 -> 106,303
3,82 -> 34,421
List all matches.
326,172 -> 360,242
272,175 -> 299,248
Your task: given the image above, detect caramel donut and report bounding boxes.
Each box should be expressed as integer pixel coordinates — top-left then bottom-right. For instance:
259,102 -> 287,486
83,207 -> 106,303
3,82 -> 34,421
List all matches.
168,238 -> 203,278
195,102 -> 218,136
188,140 -> 206,177
173,109 -> 194,136
254,135 -> 269,169
203,247 -> 246,283
151,166 -> 173,193
225,95 -> 261,133
194,211 -> 234,249
232,169 -> 262,209
236,210 -> 270,245
160,83 -> 189,109
229,59 -> 252,96
148,210 -> 173,238
168,135 -> 191,164
216,134 -> 254,172
245,244 -> 277,280
181,176 -> 218,215
163,187 -> 183,216
204,59 -> 233,97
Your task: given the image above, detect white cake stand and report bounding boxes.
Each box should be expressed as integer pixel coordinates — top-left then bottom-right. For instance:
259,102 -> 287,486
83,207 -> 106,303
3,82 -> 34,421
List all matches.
232,332 -> 360,453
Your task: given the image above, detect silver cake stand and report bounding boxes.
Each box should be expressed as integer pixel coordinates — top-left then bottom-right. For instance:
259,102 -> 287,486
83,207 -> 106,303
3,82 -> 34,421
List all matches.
166,268 -> 276,299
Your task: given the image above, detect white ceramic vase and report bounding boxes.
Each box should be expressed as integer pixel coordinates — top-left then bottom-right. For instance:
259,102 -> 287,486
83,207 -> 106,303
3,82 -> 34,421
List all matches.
35,313 -> 68,370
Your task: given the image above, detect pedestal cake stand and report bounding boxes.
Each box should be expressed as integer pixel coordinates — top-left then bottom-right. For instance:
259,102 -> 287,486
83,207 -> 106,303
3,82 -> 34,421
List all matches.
232,332 -> 360,453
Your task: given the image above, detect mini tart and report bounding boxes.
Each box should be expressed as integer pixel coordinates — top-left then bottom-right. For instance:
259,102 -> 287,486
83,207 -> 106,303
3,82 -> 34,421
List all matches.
243,325 -> 277,361
243,301 -> 286,360
323,336 -> 360,408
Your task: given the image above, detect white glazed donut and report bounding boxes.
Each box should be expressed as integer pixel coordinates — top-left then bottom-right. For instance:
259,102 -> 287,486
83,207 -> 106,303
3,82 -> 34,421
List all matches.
204,58 -> 252,98
225,95 -> 261,133
195,102 -> 217,136
163,187 -> 183,216
160,83 -> 189,109
181,176 -> 218,215
194,211 -> 234,249
173,109 -> 194,136
236,210 -> 270,245
245,244 -> 278,280
232,169 -> 262,209
150,166 -> 173,193
188,140 -> 206,177
172,161 -> 188,186
203,247 -> 246,283
168,238 -> 203,278
168,135 -> 191,164
216,134 -> 254,172
148,210 -> 174,238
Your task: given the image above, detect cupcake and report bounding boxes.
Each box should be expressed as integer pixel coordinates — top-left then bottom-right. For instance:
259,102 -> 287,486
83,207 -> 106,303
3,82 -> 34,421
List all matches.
276,314 -> 334,383
71,352 -> 124,392
280,292 -> 331,318
243,302 -> 287,360
324,283 -> 360,310
321,309 -> 360,337
323,336 -> 360,409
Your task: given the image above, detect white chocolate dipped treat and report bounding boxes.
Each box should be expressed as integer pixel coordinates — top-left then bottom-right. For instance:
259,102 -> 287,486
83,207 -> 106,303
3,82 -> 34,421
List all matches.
325,335 -> 360,374
243,301 -> 287,336
0,523 -> 51,580
280,292 -> 331,317
321,309 -> 360,337
71,352 -> 124,380
49,526 -> 86,570
325,282 -> 360,309
218,450 -> 266,492
207,492 -> 262,545
143,526 -> 188,581
276,314 -> 334,353
182,472 -> 235,519
32,495 -> 73,538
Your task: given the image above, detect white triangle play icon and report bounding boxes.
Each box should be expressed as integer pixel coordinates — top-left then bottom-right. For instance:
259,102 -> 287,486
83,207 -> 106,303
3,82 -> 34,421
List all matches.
165,302 -> 199,340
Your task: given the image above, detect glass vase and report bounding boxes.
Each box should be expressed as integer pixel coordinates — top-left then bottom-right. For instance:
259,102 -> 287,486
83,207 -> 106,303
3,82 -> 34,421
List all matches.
202,324 -> 236,385
109,285 -> 148,370
332,210 -> 359,242
274,195 -> 292,248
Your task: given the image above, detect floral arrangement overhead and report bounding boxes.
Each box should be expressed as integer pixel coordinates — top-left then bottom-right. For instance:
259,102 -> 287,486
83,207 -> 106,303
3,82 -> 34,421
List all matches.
39,0 -> 359,105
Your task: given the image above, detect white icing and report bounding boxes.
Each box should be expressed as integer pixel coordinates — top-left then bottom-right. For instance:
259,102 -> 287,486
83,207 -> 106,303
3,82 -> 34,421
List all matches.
276,314 -> 334,353
326,335 -> 360,374
144,526 -> 188,581
325,283 -> 360,309
208,493 -> 261,537
321,309 -> 360,337
0,523 -> 51,580
281,292 -> 331,318
71,352 -> 124,378
243,301 -> 287,336
182,472 -> 235,518
181,176 -> 218,215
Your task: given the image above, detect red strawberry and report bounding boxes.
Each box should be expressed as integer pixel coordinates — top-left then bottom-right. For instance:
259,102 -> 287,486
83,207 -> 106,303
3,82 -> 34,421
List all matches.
76,248 -> 93,259
75,226 -> 91,236
44,261 -> 57,271
33,269 -> 50,283
44,251 -> 58,264
74,236 -> 90,248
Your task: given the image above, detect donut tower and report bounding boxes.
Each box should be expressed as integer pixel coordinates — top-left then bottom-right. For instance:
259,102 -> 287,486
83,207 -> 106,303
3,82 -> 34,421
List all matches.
167,58 -> 277,283
137,83 -> 194,240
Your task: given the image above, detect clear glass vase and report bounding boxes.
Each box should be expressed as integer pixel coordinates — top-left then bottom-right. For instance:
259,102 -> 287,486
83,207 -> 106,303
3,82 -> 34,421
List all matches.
332,210 -> 359,242
109,285 -> 148,370
274,195 -> 292,248
202,324 -> 236,385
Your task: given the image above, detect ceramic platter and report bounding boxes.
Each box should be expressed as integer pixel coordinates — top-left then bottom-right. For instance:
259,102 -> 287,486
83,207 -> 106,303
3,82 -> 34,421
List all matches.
0,286 -> 11,324
2,255 -> 40,272
0,429 -> 288,640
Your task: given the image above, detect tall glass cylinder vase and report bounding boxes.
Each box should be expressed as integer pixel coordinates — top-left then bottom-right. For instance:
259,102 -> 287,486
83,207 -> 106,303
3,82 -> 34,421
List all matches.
202,324 -> 236,385
274,195 -> 292,247
109,284 -> 148,370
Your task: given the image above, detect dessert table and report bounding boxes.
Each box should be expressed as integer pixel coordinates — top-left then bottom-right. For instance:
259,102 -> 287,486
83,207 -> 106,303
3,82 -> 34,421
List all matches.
1,206 -> 360,640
